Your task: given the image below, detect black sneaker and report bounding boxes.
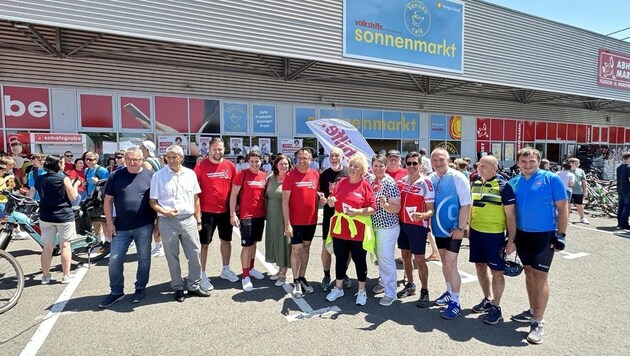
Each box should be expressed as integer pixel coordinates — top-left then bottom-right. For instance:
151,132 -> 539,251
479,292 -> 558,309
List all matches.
472,297 -> 493,313
396,282 -> 416,298
99,293 -> 124,308
132,289 -> 145,304
483,305 -> 503,325
416,289 -> 429,308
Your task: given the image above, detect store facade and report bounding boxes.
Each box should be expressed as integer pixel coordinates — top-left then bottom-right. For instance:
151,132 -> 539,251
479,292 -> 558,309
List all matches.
1,0 -> 629,172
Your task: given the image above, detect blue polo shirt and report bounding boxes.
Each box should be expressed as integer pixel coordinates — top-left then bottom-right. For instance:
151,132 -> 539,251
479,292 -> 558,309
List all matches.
506,169 -> 566,232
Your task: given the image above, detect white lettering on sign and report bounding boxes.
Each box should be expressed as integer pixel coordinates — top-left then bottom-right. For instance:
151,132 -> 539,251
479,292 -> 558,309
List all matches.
3,95 -> 48,118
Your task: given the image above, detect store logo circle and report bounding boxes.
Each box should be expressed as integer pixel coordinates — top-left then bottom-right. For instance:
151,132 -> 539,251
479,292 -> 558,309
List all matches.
404,1 -> 431,37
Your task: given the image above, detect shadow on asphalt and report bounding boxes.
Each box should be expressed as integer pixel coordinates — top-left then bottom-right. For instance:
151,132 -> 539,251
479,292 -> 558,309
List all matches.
60,281 -> 174,313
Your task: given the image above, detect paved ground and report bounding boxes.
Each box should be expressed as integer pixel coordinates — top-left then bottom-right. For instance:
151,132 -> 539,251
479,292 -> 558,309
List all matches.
1,211 -> 629,355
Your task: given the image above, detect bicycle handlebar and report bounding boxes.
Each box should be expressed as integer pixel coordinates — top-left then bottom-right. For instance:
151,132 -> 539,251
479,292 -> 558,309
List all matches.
0,190 -> 37,205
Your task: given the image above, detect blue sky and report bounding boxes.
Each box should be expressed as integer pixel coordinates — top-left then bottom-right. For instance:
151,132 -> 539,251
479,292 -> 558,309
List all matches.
482,0 -> 630,40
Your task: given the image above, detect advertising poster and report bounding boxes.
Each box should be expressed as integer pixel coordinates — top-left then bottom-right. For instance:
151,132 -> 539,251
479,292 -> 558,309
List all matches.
230,137 -> 244,156
155,96 -> 188,132
189,99 -> 220,134
6,132 -> 31,171
157,135 -> 188,155
252,105 -> 276,133
198,136 -> 212,157
3,86 -> 51,129
258,137 -> 271,155
491,143 -> 502,160
504,143 -> 514,161
121,96 -> 152,130
223,102 -> 248,133
598,48 -> 630,91
430,114 -> 447,140
281,138 -> 302,156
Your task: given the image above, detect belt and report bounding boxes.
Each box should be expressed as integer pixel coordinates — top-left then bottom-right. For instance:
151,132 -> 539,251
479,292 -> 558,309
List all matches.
169,214 -> 194,220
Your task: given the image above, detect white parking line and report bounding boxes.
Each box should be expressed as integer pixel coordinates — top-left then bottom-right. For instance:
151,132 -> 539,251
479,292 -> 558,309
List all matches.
428,261 -> 478,284
20,266 -> 89,356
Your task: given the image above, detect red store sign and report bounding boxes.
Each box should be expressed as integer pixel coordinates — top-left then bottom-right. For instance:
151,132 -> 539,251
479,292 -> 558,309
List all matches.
598,48 -> 630,91
2,86 -> 51,129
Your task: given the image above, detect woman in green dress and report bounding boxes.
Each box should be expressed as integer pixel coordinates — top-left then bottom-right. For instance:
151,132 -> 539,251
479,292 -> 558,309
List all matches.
265,154 -> 293,286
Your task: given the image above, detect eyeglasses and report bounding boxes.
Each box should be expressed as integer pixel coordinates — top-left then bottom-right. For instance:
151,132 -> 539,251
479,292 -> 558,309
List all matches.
125,158 -> 142,163
86,158 -> 96,161
405,161 -> 420,166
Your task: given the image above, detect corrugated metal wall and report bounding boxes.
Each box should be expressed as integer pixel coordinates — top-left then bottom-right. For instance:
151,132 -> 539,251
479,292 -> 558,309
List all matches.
2,50 -> 626,125
1,0 -> 629,102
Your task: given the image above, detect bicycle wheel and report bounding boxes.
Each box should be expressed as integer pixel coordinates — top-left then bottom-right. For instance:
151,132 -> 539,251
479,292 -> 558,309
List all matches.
71,242 -> 110,263
0,249 -> 25,314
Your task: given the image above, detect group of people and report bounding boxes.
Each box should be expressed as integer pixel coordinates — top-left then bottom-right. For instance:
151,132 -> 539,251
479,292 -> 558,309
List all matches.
29,138 -> 568,345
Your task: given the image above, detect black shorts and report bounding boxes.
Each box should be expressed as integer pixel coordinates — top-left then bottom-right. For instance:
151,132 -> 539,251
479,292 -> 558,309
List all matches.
570,194 -> 584,205
435,236 -> 463,254
239,217 -> 265,247
515,229 -> 555,272
468,229 -> 506,270
200,212 -> 233,244
397,223 -> 428,255
291,224 -> 317,245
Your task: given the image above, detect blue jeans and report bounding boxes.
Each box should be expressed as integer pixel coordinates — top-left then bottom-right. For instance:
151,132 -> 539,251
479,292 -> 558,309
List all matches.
618,193 -> 630,228
108,223 -> 153,295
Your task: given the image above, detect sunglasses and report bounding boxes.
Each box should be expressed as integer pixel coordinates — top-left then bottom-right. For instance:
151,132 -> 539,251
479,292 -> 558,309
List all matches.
65,154 -> 73,158
86,158 -> 96,161
405,161 -> 420,166
115,156 -> 124,159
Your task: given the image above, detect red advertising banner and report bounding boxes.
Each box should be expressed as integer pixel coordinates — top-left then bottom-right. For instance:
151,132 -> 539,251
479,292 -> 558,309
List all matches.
504,120 -> 516,141
155,96 -> 188,133
477,141 -> 489,153
189,98 -> 220,134
547,122 -> 557,140
601,127 -> 608,143
609,127 -> 618,144
80,94 -> 113,128
3,86 -> 50,129
557,123 -> 567,140
490,118 -> 503,140
516,121 -> 524,150
567,124 -> 577,141
626,128 -> 630,143
476,118 -> 490,141
523,121 -> 534,141
592,126 -> 600,142
598,49 -> 630,90
121,97 -> 152,129
535,122 -> 546,140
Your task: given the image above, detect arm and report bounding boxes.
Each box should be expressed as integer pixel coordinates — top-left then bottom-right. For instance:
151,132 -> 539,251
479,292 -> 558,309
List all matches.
63,176 -> 80,202
581,172 -> 588,198
555,199 -> 568,235
149,198 -> 178,218
382,197 -> 401,214
194,193 -> 202,230
104,194 -> 115,241
282,190 -> 293,237
504,204 -> 517,255
229,184 -> 242,227
451,203 -> 471,240
413,201 -> 434,222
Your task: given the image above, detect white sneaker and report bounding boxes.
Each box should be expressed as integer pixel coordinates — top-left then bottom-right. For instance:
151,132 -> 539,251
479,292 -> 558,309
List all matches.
580,217 -> 590,224
326,287 -> 344,302
13,231 -> 30,240
220,268 -> 239,282
150,245 -> 164,257
249,268 -> 264,280
200,275 -> 214,291
61,275 -> 74,284
242,277 -> 253,292
274,277 -> 286,287
41,276 -> 53,285
355,289 -> 368,306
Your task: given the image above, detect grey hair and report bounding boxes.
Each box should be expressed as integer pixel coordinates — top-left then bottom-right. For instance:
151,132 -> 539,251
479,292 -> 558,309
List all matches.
165,144 -> 184,156
125,146 -> 143,157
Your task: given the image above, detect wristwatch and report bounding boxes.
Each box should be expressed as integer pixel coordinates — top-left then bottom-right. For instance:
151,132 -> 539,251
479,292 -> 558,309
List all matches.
456,227 -> 466,233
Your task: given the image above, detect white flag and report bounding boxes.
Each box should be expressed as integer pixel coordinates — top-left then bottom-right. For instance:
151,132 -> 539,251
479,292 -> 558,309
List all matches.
306,119 -> 374,161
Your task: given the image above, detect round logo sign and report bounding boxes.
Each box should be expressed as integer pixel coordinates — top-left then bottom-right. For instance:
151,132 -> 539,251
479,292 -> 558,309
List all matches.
404,1 -> 431,37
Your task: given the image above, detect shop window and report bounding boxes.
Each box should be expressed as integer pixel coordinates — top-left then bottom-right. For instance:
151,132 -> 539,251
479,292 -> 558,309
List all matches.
80,94 -> 114,129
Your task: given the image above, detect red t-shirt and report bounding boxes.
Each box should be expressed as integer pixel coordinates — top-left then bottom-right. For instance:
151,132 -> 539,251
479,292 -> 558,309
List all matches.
386,168 -> 408,191
195,159 -> 236,213
329,178 -> 376,241
234,169 -> 267,219
399,175 -> 434,227
67,169 -> 87,193
282,169 -> 319,225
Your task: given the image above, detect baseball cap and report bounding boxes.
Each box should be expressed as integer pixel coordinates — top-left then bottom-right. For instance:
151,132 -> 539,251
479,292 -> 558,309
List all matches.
386,149 -> 401,157
140,140 -> 156,157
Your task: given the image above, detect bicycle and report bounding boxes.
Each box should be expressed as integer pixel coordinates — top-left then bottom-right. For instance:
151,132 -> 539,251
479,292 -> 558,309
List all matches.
0,248 -> 24,314
0,190 -> 110,264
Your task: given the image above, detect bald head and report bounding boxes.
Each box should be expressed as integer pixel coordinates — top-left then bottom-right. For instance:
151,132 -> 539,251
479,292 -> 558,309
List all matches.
477,155 -> 498,181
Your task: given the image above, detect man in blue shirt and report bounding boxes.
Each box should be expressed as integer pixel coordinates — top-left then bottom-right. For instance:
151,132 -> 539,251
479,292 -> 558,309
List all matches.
99,147 -> 155,308
504,147 -> 568,345
616,152 -> 630,229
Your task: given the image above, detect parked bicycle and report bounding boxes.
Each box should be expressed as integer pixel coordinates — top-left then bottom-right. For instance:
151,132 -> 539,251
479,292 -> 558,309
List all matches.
0,190 -> 109,314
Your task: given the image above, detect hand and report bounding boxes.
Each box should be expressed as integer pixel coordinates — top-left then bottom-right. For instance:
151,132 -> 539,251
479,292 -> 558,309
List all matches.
411,212 -> 423,222
327,196 -> 337,207
284,225 -> 293,238
379,196 -> 388,207
163,208 -> 179,218
91,176 -> 99,183
505,240 -> 516,255
450,228 -> 466,241
230,214 -> 240,228
105,222 -> 116,242
346,208 -> 357,217
197,222 -> 203,231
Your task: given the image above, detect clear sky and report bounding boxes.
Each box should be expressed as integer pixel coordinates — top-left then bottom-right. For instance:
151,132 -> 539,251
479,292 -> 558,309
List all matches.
482,0 -> 630,40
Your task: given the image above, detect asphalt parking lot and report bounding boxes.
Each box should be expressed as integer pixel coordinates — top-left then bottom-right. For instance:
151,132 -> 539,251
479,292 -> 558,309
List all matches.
1,211 -> 629,355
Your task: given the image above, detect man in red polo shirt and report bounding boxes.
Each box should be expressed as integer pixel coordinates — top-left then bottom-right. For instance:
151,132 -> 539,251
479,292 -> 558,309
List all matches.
282,148 -> 323,297
385,149 -> 407,189
194,138 -> 239,291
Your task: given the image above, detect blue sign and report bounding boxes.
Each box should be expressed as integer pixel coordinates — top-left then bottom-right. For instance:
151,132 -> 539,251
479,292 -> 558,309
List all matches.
362,110 -> 383,138
430,114 -> 447,140
401,112 -> 420,139
383,111 -> 402,138
295,107 -> 316,135
341,108 -> 362,132
344,0 -> 464,73
223,102 -> 248,133
252,104 -> 276,133
320,109 -> 340,119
